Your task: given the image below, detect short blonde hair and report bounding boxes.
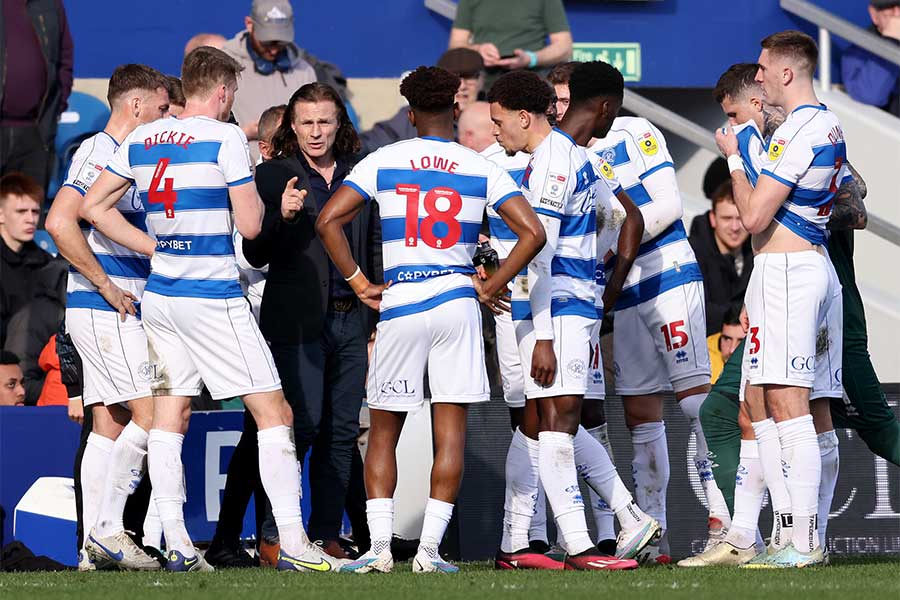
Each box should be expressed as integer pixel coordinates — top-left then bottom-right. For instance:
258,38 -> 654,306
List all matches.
181,46 -> 243,99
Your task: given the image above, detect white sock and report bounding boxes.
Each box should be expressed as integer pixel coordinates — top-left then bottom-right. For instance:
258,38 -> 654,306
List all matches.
147,429 -> 193,556
726,440 -> 766,549
94,421 -> 148,538
630,421 -> 669,531
680,394 -> 731,527
752,418 -> 792,550
142,491 -> 163,550
538,431 -> 593,555
574,426 -> 644,535
817,430 -> 839,549
529,485 -> 548,545
776,415 -> 821,554
584,425 -> 617,542
367,498 -> 393,555
419,498 -> 454,558
257,425 -> 308,556
81,433 -> 114,549
501,429 -> 540,553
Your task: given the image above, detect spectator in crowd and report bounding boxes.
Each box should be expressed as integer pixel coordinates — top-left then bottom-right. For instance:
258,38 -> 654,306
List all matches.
36,335 -> 67,406
707,304 -> 746,384
1,173 -> 67,404
221,0 -> 316,160
0,0 -> 73,192
257,104 -> 287,162
184,32 -> 227,55
547,61 -> 578,121
688,180 -> 753,336
842,0 -> 900,117
449,0 -> 572,88
359,47 -> 485,155
457,101 -> 495,152
0,350 -> 26,406
165,76 -> 186,116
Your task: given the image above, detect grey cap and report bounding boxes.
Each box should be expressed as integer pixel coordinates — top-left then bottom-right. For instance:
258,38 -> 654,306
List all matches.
250,0 -> 294,43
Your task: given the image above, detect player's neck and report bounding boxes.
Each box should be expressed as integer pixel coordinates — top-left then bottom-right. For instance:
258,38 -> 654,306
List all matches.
780,85 -> 820,114
558,108 -> 594,146
415,124 -> 455,141
104,109 -> 144,144
178,98 -> 222,121
524,120 -> 553,153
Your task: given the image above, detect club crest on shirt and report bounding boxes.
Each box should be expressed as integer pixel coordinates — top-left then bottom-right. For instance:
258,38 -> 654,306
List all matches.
768,138 -> 787,161
639,131 -> 659,156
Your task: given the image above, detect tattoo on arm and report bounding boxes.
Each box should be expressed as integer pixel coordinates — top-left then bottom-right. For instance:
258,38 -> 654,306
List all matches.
846,162 -> 867,199
827,177 -> 867,231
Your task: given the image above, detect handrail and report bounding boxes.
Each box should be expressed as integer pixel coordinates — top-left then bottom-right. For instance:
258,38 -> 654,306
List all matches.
781,0 -> 900,68
424,0 -> 457,20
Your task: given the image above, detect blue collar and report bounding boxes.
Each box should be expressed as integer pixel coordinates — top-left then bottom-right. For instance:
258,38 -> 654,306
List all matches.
421,135 -> 452,142
553,127 -> 578,147
793,103 -> 827,113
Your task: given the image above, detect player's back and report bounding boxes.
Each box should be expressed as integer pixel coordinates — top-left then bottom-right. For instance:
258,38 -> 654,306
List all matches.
760,104 -> 849,248
108,115 -> 253,300
344,136 -> 520,321
589,116 -> 701,310
511,129 -> 597,321
481,141 -> 530,261
64,132 -> 151,310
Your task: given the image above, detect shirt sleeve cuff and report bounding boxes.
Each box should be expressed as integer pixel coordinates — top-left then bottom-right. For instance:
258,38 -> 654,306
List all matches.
342,180 -> 371,202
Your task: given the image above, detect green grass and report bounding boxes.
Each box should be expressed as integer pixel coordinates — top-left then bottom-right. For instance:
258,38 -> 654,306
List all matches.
1,558 -> 898,600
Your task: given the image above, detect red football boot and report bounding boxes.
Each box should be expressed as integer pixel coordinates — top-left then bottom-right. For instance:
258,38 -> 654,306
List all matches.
495,549 -> 565,570
565,551 -> 639,571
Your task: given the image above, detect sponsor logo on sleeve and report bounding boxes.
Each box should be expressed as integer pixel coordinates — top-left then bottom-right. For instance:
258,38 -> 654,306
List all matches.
597,159 -> 616,180
639,131 -> 659,156
73,159 -> 104,190
543,172 -> 567,200
768,138 -> 787,161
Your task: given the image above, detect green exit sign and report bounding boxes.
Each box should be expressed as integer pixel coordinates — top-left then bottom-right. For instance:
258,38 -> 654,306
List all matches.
572,43 -> 641,82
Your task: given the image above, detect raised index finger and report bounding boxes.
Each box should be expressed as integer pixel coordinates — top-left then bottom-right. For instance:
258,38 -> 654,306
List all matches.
284,176 -> 299,193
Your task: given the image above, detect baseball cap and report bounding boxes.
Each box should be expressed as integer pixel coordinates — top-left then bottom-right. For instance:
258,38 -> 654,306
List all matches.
871,0 -> 900,8
437,48 -> 485,78
250,0 -> 294,43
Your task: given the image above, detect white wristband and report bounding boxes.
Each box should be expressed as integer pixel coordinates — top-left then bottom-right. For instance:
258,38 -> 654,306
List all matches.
727,154 -> 745,173
344,266 -> 361,281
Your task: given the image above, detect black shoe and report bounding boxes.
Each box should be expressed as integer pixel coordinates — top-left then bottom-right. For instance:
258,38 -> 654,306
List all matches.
528,540 -> 551,554
142,545 -> 167,569
205,540 -> 258,568
596,538 -> 617,556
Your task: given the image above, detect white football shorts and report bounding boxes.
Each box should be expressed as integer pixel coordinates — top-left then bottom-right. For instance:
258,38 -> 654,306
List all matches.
741,250 -> 843,397
612,280 -> 711,395
515,314 -> 595,400
66,308 -> 152,407
366,296 -> 490,411
495,308 -> 526,408
140,292 -> 281,399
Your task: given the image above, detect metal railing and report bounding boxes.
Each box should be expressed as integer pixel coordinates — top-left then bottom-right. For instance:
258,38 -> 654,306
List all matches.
781,0 -> 900,90
423,0 -> 900,246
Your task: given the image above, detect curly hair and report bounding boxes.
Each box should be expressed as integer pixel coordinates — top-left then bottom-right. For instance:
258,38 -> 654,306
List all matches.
486,70 -> 553,114
399,66 -> 460,112
568,61 -> 624,104
270,82 -> 360,159
713,63 -> 761,103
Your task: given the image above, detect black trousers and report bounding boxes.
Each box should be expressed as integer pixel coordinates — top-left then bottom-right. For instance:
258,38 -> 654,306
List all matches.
0,125 -> 52,192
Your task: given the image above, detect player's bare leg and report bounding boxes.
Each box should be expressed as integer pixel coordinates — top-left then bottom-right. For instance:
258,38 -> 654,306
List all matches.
87,397 -> 160,570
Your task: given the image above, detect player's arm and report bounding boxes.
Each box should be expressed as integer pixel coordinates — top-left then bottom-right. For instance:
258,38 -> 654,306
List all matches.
81,170 -> 156,257
828,163 -> 867,231
47,186 -> 137,320
635,163 -> 683,242
228,181 -> 265,240
716,126 -> 791,234
603,189 -> 644,312
316,185 -> 387,310
479,195 -> 546,310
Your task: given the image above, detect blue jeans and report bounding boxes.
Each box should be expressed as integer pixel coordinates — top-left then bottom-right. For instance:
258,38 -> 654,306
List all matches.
263,305 -> 368,541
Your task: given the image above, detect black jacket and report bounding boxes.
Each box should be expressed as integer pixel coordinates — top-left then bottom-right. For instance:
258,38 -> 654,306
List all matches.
688,212 -> 753,336
243,155 -> 382,345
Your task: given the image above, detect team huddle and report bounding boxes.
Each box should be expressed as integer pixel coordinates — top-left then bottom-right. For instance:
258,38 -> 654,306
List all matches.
52,28 -> 872,574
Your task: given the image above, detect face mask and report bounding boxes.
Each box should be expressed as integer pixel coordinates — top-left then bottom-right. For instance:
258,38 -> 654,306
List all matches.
246,36 -> 292,75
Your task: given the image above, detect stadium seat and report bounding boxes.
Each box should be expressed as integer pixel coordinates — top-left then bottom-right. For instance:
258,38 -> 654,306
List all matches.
33,230 -> 59,256
13,477 -> 78,567
47,92 -> 110,200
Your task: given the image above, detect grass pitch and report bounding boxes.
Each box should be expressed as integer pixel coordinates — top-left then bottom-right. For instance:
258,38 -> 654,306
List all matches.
1,557 -> 897,600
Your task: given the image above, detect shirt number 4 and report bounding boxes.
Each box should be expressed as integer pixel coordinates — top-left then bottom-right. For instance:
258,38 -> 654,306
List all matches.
149,158 -> 178,218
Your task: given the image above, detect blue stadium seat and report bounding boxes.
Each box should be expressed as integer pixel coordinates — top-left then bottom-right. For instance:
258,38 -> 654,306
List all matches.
47,92 -> 110,200
33,230 -> 59,256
